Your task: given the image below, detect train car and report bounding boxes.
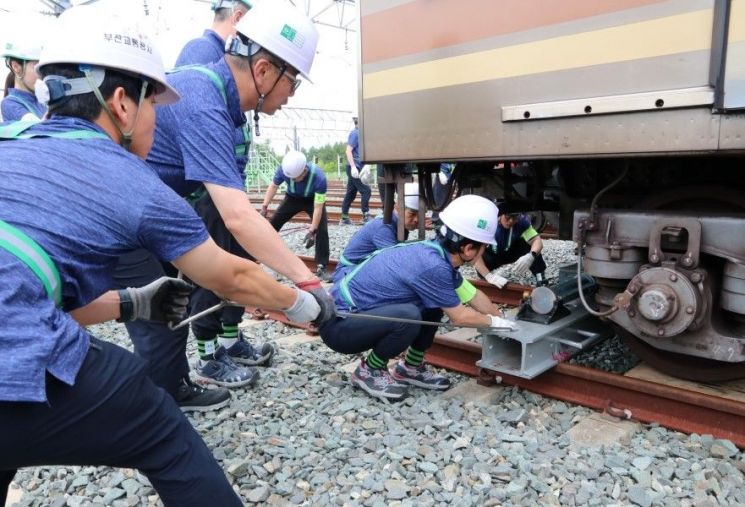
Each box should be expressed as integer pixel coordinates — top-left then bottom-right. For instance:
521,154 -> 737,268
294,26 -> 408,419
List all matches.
357,0 -> 745,381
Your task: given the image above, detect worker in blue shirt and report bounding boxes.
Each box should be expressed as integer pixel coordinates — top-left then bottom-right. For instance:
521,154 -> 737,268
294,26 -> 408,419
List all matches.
260,150 -> 332,282
172,0 -> 269,382
474,200 -> 547,288
334,181 -> 422,283
0,7 -> 330,506
340,116 -> 372,224
319,195 -> 516,401
113,2 -> 330,404
1,34 -> 46,121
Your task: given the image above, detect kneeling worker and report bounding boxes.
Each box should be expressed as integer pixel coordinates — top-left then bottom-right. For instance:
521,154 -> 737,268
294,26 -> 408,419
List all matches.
319,195 -> 516,401
260,150 -> 332,282
474,201 -> 547,288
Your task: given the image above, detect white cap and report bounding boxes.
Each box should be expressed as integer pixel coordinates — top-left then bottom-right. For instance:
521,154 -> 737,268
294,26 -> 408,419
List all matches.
212,0 -> 252,10
234,1 -> 319,81
281,150 -> 307,178
2,32 -> 41,61
36,5 -> 179,105
439,195 -> 498,245
404,182 -> 419,210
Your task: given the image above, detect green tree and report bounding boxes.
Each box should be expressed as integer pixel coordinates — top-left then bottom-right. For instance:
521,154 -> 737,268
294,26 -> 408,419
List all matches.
305,142 -> 347,178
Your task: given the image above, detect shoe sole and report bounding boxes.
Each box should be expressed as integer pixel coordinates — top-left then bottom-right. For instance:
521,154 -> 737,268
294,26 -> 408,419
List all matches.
350,376 -> 407,401
230,350 -> 275,367
390,373 -> 451,391
193,371 -> 260,389
179,396 -> 231,413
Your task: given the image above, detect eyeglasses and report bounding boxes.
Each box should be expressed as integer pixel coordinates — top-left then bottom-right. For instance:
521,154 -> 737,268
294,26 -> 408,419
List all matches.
269,61 -> 302,92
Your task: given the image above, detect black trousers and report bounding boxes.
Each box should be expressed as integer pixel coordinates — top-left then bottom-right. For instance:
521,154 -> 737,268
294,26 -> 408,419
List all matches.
482,239 -> 547,276
341,164 -> 371,215
319,304 -> 442,360
270,196 -> 329,266
0,338 -> 241,506
188,192 -> 250,339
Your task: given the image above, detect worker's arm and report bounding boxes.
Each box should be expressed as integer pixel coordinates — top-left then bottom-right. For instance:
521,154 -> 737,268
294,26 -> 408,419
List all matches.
465,289 -> 501,315
442,304 -> 491,328
345,144 -> 356,169
527,234 -> 543,254
260,183 -> 279,216
310,201 -> 324,231
205,183 -> 315,284
70,291 -> 121,325
472,257 -> 490,278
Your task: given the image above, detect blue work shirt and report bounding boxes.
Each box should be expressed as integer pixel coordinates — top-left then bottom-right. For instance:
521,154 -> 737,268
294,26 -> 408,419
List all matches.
492,215 -> 538,253
147,58 -> 245,197
1,88 -> 46,121
341,214 -> 399,265
347,128 -> 360,169
0,117 -> 209,402
175,30 -> 250,175
272,163 -> 327,199
331,241 -> 462,312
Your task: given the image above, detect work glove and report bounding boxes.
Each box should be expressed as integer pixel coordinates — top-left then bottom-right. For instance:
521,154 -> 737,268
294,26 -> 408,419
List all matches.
296,279 -> 337,327
485,271 -> 509,289
304,228 -> 316,249
513,252 -> 535,275
438,171 -> 449,185
350,166 -> 360,179
359,166 -> 372,185
283,288 -> 321,323
489,314 -> 518,331
118,277 -> 193,325
259,205 -> 268,218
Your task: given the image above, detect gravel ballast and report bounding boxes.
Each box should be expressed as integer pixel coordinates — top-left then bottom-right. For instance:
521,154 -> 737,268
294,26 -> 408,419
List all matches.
8,222 -> 743,506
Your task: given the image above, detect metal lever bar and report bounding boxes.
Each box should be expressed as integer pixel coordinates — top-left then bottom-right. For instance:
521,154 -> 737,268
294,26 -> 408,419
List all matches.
335,311 -> 515,331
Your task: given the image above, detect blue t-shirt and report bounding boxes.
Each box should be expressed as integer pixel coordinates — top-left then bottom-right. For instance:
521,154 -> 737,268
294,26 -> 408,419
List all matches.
1,88 -> 46,121
331,242 -> 462,312
147,59 -> 245,197
341,215 -> 399,266
174,30 -> 250,174
347,128 -> 360,169
0,117 -> 209,402
492,215 -> 538,253
272,163 -> 327,199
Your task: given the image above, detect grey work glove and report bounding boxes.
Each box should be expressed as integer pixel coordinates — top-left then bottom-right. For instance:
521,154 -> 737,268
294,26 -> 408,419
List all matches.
489,314 -> 519,331
295,279 -> 337,327
304,229 -> 316,249
118,277 -> 193,325
485,271 -> 509,289
283,288 -> 322,323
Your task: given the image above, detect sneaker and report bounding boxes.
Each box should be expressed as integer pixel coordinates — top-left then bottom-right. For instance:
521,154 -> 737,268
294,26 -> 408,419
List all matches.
316,264 -> 333,283
351,360 -> 408,401
174,376 -> 231,412
391,360 -> 451,390
225,331 -> 275,366
362,212 -> 372,223
339,216 -> 352,225
194,346 -> 260,388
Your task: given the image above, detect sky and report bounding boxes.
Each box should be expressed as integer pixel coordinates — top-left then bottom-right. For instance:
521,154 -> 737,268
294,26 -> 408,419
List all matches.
0,0 -> 359,114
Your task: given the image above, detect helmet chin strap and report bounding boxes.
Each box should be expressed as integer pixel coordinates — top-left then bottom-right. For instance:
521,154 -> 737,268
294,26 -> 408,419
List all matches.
253,94 -> 265,137
83,68 -> 148,152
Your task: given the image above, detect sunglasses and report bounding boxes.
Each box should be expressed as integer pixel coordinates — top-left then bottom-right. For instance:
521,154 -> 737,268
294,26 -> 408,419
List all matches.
268,61 -> 302,92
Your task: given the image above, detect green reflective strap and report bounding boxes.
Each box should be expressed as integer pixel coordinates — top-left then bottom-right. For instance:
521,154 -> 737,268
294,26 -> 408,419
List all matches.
314,193 -> 326,205
0,120 -> 42,139
170,65 -> 227,104
304,169 -> 315,197
11,95 -> 38,116
339,253 -> 354,267
0,220 -> 62,306
288,179 -> 295,194
456,279 -> 477,304
235,123 -> 251,157
0,122 -> 108,141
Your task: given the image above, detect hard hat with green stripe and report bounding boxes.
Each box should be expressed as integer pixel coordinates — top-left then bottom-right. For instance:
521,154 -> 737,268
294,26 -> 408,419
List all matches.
439,195 -> 498,245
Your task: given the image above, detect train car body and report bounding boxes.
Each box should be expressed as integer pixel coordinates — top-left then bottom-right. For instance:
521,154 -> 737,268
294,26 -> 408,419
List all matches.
358,0 -> 745,381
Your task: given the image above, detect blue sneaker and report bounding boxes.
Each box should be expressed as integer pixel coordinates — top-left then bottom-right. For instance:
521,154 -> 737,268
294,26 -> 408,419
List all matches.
351,360 -> 408,401
225,332 -> 275,366
391,360 -> 451,390
194,346 -> 259,388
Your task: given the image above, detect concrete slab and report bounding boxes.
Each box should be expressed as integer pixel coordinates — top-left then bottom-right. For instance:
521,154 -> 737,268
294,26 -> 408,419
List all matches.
567,413 -> 639,449
442,379 -> 498,404
274,332 -> 320,348
4,483 -> 22,506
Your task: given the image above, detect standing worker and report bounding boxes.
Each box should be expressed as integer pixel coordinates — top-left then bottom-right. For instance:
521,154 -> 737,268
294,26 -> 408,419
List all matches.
0,6 -> 331,506
260,150 -> 332,282
340,116 -> 372,225
319,195 -> 516,401
114,2 -> 330,406
1,32 -> 46,121
173,0 -> 273,383
473,201 -> 547,288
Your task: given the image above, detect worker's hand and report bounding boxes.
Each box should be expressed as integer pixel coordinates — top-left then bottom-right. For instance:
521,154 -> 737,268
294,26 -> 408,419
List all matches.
295,279 -> 337,327
304,228 -> 316,249
259,205 -> 268,218
119,277 -> 193,325
485,271 -> 509,289
350,166 -> 360,179
488,314 -> 518,331
438,171 -> 449,185
513,252 -> 535,275
283,289 -> 322,323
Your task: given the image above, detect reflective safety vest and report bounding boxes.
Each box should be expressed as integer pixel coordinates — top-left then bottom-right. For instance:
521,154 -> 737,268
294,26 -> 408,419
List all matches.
0,121 -> 109,306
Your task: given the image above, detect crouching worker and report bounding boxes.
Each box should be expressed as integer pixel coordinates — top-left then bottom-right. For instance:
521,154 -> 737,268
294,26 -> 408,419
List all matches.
318,195 -> 516,401
473,200 -> 547,288
260,150 -> 332,282
0,7 -> 333,507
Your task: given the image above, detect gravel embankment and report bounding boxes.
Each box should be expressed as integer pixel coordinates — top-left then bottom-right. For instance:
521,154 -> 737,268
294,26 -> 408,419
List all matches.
8,223 -> 743,506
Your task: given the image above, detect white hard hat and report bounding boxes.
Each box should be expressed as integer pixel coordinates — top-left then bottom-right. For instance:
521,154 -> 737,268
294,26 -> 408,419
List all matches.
36,5 -> 179,105
2,34 -> 41,61
281,150 -> 307,178
404,182 -> 419,210
211,0 -> 252,10
439,195 -> 498,245
233,2 -> 319,81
